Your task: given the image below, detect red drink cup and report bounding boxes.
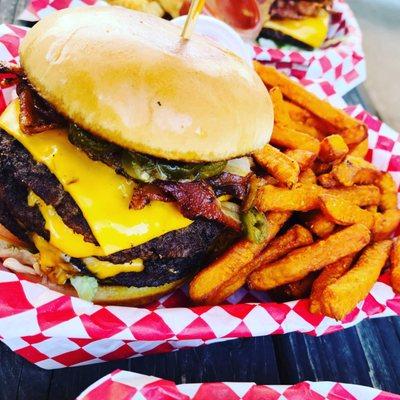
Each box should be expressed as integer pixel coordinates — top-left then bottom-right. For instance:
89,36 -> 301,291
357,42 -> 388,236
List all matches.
180,0 -> 264,40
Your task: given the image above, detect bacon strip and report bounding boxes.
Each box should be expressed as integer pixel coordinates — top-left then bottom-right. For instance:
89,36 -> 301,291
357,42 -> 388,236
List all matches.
130,184 -> 172,210
270,0 -> 332,20
207,172 -> 249,200
0,62 -> 66,134
16,82 -> 66,134
158,181 -> 241,231
0,61 -> 24,88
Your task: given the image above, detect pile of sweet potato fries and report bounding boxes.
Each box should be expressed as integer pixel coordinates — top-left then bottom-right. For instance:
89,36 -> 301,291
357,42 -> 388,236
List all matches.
189,62 -> 400,320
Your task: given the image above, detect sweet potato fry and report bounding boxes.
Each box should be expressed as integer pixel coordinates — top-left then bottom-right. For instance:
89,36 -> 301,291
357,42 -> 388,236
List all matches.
269,272 -> 318,302
254,184 -> 380,212
303,211 -> 336,238
318,134 -> 349,163
319,240 -> 392,320
205,225 -> 313,304
254,184 -> 322,211
284,149 -> 316,171
312,160 -> 332,176
269,87 -> 291,126
372,209 -> 400,241
338,126 -> 368,146
310,255 -> 355,314
319,194 -> 374,229
391,237 -> 400,293
248,224 -> 371,290
189,211 -> 291,303
318,173 -> 338,188
298,168 -> 317,184
254,144 -> 300,188
254,62 -> 367,145
349,139 -> 369,158
375,172 -> 398,211
328,186 -> 380,206
263,176 -> 279,185
271,125 -> 320,154
331,156 -> 380,186
284,100 -> 335,139
285,118 -> 325,141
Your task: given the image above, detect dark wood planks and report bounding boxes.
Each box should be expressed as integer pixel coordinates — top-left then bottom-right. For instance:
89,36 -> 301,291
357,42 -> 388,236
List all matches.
1,318 -> 400,400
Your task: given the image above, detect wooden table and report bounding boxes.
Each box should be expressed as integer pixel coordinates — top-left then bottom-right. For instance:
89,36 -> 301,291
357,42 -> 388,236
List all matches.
1,1 -> 400,399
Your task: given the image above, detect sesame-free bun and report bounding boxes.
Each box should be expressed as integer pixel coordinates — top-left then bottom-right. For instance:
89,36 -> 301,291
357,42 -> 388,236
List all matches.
19,6 -> 273,162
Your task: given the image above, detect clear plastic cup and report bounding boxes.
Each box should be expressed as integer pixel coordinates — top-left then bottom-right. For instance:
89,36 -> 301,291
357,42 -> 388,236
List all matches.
171,14 -> 253,65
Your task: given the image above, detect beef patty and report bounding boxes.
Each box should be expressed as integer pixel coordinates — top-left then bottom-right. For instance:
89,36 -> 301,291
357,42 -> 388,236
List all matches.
0,130 -> 97,243
73,220 -> 235,287
0,130 -> 236,287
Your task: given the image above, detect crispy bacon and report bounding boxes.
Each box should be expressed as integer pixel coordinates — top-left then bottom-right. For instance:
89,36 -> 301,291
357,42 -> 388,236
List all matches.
158,181 -> 241,231
0,62 -> 65,134
207,172 -> 249,200
270,0 -> 332,20
130,184 -> 172,210
16,82 -> 66,135
0,61 -> 24,88
130,174 -> 248,228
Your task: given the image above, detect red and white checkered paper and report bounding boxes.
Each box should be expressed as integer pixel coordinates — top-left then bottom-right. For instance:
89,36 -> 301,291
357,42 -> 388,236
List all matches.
18,0 -> 365,96
77,370 -> 400,400
1,24 -> 400,370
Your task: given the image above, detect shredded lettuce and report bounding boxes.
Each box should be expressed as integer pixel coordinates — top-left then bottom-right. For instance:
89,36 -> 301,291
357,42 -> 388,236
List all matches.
70,275 -> 99,302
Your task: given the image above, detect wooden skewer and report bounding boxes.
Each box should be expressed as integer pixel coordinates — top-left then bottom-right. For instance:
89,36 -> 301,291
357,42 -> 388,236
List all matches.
181,0 -> 206,40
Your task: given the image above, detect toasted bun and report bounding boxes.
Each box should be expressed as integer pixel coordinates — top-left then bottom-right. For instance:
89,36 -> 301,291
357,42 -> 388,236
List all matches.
19,6 -> 273,162
18,273 -> 186,306
46,278 -> 187,306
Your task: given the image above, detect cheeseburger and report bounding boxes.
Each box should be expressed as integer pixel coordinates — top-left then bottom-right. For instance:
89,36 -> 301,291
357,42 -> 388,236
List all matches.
0,6 -> 273,305
261,0 -> 332,49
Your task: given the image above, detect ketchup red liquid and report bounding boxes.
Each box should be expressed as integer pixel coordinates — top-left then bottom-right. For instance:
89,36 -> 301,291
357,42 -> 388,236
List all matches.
180,0 -> 263,39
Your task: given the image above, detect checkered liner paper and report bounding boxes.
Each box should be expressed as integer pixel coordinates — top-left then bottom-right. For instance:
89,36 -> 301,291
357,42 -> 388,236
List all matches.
77,370 -> 400,400
1,23 -> 400,370
19,0 -> 365,96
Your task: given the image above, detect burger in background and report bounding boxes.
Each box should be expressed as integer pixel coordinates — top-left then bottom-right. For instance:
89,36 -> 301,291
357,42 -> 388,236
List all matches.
260,0 -> 332,49
179,0 -> 332,48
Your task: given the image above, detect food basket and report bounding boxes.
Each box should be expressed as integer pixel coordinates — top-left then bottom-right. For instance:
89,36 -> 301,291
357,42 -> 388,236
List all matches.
0,23 -> 399,370
77,370 -> 400,399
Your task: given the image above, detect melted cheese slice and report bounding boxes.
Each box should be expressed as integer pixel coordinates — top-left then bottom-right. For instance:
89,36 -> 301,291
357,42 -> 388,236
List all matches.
28,192 -> 104,258
83,257 -> 144,279
263,10 -> 329,48
0,101 -> 192,256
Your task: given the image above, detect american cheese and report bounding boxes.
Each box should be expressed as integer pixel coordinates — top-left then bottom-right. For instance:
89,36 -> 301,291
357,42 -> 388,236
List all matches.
0,101 -> 192,256
28,192 -> 104,258
32,234 -> 77,284
264,10 -> 329,48
83,257 -> 144,279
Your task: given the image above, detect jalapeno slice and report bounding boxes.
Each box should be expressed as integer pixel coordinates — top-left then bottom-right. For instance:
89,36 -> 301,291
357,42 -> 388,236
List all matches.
241,207 -> 268,243
68,124 -> 121,163
69,125 -> 227,183
121,151 -> 227,183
